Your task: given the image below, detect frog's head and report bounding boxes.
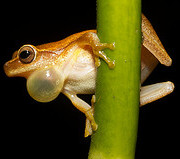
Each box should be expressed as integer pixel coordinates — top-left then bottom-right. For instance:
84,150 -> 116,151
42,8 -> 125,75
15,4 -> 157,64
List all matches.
4,44 -> 61,78
4,44 -> 64,102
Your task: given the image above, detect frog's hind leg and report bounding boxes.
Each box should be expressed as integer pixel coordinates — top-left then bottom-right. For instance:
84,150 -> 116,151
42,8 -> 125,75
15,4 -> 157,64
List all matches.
140,81 -> 174,106
63,90 -> 97,137
142,14 -> 172,67
76,32 -> 115,69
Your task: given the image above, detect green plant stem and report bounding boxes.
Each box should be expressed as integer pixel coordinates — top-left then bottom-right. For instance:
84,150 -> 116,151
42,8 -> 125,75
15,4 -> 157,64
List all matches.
88,0 -> 141,159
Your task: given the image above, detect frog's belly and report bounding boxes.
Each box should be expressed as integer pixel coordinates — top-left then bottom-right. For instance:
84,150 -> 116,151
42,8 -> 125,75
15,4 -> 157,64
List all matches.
63,47 -> 97,94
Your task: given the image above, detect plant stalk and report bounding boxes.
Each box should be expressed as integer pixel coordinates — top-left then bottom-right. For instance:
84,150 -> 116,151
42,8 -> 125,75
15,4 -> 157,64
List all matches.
88,0 -> 141,159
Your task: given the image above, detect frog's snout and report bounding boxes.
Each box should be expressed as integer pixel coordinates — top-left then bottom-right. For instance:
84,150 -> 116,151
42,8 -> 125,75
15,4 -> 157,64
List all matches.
4,61 -> 14,77
4,57 -> 23,77
4,57 -> 32,78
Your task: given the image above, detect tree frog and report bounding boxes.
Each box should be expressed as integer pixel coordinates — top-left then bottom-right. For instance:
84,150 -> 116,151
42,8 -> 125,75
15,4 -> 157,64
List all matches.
4,14 -> 174,137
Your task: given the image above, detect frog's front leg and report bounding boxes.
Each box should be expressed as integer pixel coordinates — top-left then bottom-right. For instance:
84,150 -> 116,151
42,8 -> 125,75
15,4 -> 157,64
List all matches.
140,81 -> 174,106
76,32 -> 115,68
63,90 -> 97,137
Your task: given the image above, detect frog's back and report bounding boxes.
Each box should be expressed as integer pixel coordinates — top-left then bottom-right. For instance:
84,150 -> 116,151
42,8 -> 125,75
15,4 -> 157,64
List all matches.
36,30 -> 96,51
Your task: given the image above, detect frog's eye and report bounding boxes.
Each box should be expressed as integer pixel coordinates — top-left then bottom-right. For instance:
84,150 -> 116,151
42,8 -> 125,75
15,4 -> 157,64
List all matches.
18,45 -> 36,64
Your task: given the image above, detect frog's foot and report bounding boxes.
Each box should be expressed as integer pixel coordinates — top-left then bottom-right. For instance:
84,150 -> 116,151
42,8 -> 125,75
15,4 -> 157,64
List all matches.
85,107 -> 98,133
92,43 -> 115,68
84,95 -> 97,137
77,32 -> 115,69
63,90 -> 97,137
84,119 -> 93,137
94,50 -> 115,69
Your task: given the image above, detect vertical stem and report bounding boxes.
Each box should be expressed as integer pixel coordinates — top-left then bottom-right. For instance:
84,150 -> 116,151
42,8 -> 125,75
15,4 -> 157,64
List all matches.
88,0 -> 141,159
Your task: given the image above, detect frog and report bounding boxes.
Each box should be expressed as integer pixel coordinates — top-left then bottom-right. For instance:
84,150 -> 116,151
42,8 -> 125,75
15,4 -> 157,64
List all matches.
4,14 -> 174,137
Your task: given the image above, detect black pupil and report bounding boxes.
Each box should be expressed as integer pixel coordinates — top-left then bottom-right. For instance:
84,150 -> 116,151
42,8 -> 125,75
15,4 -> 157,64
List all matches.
20,50 -> 31,59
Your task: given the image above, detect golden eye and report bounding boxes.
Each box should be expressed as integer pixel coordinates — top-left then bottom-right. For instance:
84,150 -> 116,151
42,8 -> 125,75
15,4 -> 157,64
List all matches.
18,45 -> 36,64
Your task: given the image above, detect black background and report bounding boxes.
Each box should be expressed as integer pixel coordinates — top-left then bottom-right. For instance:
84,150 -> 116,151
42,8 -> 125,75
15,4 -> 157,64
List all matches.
0,0 -> 179,158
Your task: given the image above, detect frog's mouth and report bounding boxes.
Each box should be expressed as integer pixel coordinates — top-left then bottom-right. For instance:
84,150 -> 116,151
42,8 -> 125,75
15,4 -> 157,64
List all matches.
26,67 -> 64,103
